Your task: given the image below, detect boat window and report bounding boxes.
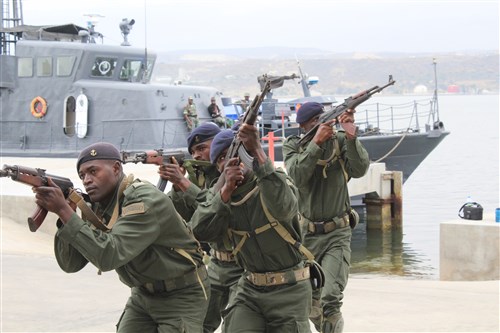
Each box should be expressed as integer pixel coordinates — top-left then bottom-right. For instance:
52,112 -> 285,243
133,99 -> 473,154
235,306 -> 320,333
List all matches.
37,57 -> 52,77
91,57 -> 117,77
57,56 -> 76,76
17,57 -> 33,77
119,59 -> 143,82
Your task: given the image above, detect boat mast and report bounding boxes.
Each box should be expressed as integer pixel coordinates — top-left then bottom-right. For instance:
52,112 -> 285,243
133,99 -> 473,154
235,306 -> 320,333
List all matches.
0,0 -> 23,55
296,58 -> 311,98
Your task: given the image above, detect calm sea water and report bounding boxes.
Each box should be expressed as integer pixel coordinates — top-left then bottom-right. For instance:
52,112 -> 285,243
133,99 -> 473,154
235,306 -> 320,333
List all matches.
350,94 -> 499,279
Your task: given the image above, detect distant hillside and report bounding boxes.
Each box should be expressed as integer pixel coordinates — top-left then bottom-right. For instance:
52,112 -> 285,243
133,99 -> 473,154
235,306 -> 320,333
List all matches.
152,49 -> 499,98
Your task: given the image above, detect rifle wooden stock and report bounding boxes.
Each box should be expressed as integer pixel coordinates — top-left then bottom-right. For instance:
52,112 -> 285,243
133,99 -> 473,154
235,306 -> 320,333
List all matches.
0,164 -> 74,232
298,76 -> 396,148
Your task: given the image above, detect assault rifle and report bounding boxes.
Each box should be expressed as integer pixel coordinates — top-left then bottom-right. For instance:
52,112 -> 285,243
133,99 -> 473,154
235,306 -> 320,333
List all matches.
224,75 -> 274,168
211,75 -> 276,192
0,164 -> 74,232
121,149 -> 212,191
121,149 -> 186,191
297,76 -> 396,148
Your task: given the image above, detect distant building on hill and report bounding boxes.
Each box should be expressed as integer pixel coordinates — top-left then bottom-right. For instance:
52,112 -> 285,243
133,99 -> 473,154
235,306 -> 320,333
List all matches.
413,85 -> 428,94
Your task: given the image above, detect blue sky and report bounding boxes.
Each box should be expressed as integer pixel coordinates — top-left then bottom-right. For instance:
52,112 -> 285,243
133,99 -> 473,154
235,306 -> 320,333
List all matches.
21,0 -> 499,53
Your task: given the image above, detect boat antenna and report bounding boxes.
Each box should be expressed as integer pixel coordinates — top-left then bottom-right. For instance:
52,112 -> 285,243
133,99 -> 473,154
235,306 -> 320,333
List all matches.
142,0 -> 148,83
432,58 -> 440,122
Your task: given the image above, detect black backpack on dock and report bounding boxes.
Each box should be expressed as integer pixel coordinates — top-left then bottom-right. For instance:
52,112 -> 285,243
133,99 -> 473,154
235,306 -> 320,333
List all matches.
458,202 -> 483,220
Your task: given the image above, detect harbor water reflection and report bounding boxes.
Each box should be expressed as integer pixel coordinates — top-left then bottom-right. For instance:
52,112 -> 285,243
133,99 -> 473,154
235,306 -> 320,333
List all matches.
348,94 -> 499,280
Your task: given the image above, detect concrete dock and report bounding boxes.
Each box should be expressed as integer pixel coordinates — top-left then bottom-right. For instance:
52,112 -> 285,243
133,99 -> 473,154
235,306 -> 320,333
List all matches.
2,215 -> 498,332
1,157 -> 499,332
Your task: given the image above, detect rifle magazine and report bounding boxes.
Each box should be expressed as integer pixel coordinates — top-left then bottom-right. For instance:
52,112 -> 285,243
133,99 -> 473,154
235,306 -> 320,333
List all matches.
238,145 -> 254,169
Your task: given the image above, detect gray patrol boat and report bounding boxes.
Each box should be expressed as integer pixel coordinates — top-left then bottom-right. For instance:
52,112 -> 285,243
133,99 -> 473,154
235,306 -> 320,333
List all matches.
1,0 -> 449,183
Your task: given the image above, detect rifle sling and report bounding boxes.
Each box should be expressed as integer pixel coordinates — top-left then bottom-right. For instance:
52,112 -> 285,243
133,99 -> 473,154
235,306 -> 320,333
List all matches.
316,137 -> 352,216
108,174 -> 134,229
316,136 -> 348,182
228,186 -> 315,262
68,190 -> 109,232
259,192 -> 315,262
174,248 -> 208,300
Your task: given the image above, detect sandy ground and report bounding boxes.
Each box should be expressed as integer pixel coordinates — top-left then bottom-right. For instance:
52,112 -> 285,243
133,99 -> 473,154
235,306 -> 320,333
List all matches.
1,218 -> 499,333
1,157 -> 499,332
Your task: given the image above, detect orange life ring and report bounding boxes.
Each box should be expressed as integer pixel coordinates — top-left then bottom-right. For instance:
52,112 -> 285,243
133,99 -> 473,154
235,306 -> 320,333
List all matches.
30,96 -> 47,118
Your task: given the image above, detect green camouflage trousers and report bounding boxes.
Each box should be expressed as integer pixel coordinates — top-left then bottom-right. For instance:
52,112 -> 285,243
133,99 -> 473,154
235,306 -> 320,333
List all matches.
305,226 -> 352,329
116,277 -> 210,333
203,259 -> 243,333
223,274 -> 312,332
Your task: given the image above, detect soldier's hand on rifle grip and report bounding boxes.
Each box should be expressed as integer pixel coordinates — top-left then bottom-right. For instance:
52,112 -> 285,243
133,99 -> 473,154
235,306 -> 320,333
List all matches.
220,157 -> 244,203
338,108 -> 356,123
238,124 -> 260,155
313,119 -> 336,146
33,177 -> 74,224
158,157 -> 189,191
339,108 -> 357,139
238,123 -> 267,165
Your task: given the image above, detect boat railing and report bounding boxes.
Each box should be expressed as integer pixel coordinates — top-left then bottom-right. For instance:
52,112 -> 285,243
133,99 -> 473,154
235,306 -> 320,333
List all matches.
353,97 -> 442,136
259,96 -> 444,140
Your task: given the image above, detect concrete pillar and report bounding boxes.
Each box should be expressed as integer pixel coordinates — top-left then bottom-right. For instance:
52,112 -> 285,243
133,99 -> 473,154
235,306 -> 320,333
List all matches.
363,171 -> 403,230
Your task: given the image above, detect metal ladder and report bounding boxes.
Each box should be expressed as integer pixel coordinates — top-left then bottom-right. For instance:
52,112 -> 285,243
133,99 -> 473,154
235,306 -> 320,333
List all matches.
1,0 -> 23,55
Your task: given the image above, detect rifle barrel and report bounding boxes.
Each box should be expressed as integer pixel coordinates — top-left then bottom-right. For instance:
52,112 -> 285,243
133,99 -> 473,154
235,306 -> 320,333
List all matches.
297,77 -> 395,148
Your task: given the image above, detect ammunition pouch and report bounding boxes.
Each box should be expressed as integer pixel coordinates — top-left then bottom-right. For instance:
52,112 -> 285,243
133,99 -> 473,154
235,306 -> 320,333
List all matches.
307,260 -> 325,290
348,208 -> 359,229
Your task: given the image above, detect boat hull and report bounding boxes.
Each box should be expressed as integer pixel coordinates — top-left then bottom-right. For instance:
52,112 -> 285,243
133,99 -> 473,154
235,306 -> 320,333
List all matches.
266,128 -> 449,183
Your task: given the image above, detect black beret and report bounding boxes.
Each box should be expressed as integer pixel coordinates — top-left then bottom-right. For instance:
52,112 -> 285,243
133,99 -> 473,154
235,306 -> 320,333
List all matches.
187,122 -> 221,154
77,142 -> 122,171
210,129 -> 235,164
296,102 -> 324,124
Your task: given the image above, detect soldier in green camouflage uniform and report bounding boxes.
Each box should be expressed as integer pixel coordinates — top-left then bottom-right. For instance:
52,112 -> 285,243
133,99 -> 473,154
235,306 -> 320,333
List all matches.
283,102 -> 370,333
160,123 -> 244,333
191,126 -> 313,333
162,123 -> 222,222
238,92 -> 252,113
33,142 -> 209,333
208,97 -> 228,128
184,96 -> 199,131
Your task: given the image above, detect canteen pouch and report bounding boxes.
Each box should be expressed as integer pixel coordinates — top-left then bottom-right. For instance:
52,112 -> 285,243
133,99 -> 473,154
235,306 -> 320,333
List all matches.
348,209 -> 359,229
458,202 -> 483,220
308,261 -> 325,290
